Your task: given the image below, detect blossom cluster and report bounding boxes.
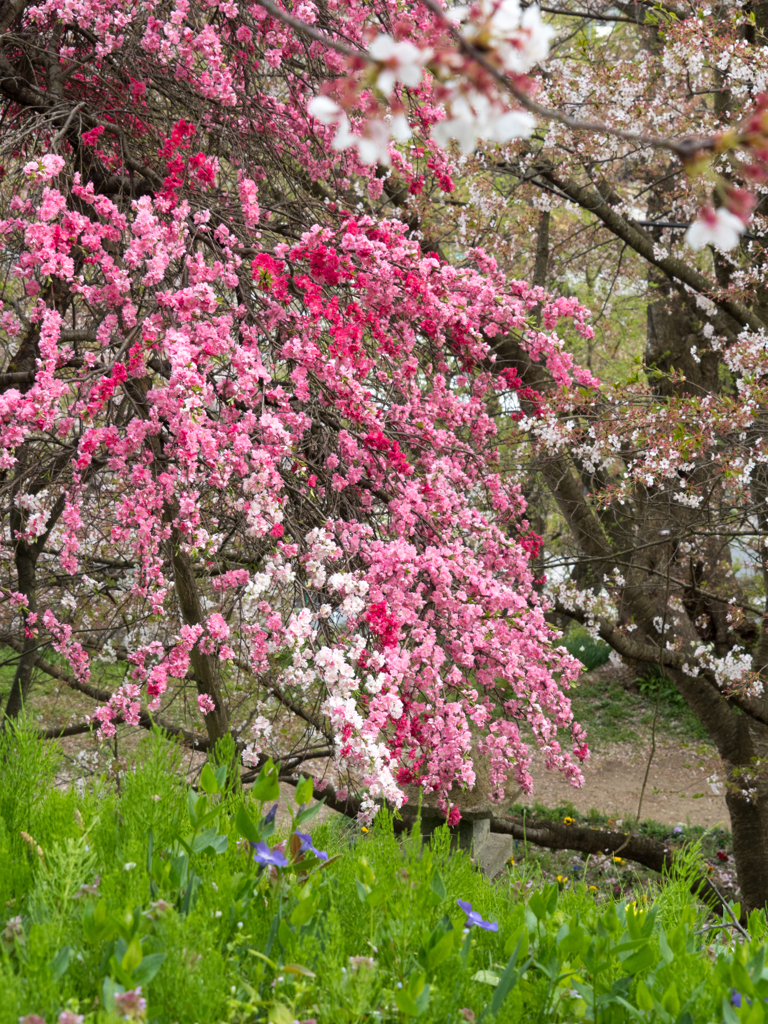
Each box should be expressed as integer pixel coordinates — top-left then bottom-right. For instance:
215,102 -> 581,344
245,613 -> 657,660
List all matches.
0,142 -> 599,816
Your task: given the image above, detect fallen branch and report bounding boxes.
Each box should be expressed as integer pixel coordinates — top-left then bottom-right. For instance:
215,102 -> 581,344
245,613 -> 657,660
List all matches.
490,815 -> 728,914
277,776 -> 732,915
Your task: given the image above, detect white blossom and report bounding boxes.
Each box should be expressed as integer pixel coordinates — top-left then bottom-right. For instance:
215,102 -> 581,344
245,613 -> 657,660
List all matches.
368,34 -> 430,95
685,207 -> 745,252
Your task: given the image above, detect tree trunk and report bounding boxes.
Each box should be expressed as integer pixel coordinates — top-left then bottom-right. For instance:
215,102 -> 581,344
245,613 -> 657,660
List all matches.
3,540 -> 37,721
168,532 -> 231,747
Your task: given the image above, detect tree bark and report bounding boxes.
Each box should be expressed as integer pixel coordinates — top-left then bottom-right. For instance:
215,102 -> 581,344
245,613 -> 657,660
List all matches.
169,536 -> 231,747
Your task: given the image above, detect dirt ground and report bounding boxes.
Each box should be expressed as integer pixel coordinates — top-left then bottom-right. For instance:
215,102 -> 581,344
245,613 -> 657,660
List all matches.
271,740 -> 730,832
269,737 -> 730,833
520,740 -> 728,829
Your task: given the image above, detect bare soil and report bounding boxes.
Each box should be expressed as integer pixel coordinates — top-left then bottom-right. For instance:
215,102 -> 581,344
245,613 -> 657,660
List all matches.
520,739 -> 728,829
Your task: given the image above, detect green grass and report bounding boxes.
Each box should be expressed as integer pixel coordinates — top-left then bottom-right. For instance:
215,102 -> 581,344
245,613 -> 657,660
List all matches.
561,630 -> 612,672
0,719 -> 761,1024
568,670 -> 711,748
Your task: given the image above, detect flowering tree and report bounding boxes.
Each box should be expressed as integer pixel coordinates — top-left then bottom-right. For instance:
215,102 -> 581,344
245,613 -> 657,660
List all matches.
0,0 -> 608,831
6,0 -> 768,909
460,1 -> 768,913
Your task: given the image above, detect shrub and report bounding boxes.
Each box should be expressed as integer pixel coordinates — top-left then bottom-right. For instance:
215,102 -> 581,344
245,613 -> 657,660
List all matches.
562,630 -> 612,672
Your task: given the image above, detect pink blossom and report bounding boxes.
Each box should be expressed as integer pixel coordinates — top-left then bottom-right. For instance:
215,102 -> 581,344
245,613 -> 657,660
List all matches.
198,694 -> 216,715
114,987 -> 147,1020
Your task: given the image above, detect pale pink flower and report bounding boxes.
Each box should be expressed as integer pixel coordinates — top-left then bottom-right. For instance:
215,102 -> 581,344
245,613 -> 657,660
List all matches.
685,207 -> 745,252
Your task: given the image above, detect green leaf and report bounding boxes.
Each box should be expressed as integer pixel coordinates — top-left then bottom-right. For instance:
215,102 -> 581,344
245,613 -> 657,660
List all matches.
291,895 -> 318,927
545,882 -> 559,916
294,802 -> 323,828
560,925 -> 587,960
180,871 -> 198,917
195,805 -> 221,830
191,827 -> 228,855
200,762 -> 219,795
109,956 -> 134,991
133,952 -> 167,987
529,884 -> 557,921
83,900 -> 113,944
258,819 -> 276,843
660,982 -> 679,1016
414,984 -> 430,1015
658,928 -> 674,964
186,788 -> 199,828
101,977 -> 118,1014
49,945 -> 71,982
355,878 -> 370,903
395,988 -> 420,1016
491,939 -> 525,1017
528,891 -> 547,920
235,803 -> 261,843
667,923 -> 686,955
621,944 -> 655,976
248,949 -> 277,971
251,759 -> 280,802
173,832 -> 193,857
732,960 -> 755,998
504,927 -> 528,960
746,1000 -> 766,1024
426,931 -> 454,973
284,963 -> 316,978
612,938 -> 649,956
208,833 -> 228,855
278,918 -> 293,950
191,826 -> 218,852
366,881 -> 394,908
635,979 -> 654,1012
430,870 -> 446,902
295,775 -> 313,805
214,763 -> 228,791
472,969 -> 499,985
460,930 -> 471,969
268,1003 -> 295,1024
121,936 -> 143,974
396,975 -> 429,1016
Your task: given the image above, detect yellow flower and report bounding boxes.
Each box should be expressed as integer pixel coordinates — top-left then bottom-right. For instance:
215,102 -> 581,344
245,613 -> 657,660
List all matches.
361,827 -> 369,834
508,857 -> 515,864
556,875 -> 568,884
563,817 -> 575,825
613,856 -> 625,865
588,886 -> 598,892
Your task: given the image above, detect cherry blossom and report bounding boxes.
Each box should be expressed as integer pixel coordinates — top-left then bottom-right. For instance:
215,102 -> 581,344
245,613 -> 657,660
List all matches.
685,207 -> 746,252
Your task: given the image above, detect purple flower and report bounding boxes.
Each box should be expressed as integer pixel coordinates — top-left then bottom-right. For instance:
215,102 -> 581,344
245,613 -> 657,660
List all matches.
457,899 -> 498,932
114,987 -> 147,1020
19,1016 -> 46,1024
732,990 -> 752,1008
673,826 -> 683,834
295,832 -> 328,861
252,842 -> 288,868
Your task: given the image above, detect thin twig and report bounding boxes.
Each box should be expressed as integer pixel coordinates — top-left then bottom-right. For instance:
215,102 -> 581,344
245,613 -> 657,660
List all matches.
418,0 -> 713,160
705,879 -> 750,938
636,565 -> 672,822
250,0 -> 363,57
